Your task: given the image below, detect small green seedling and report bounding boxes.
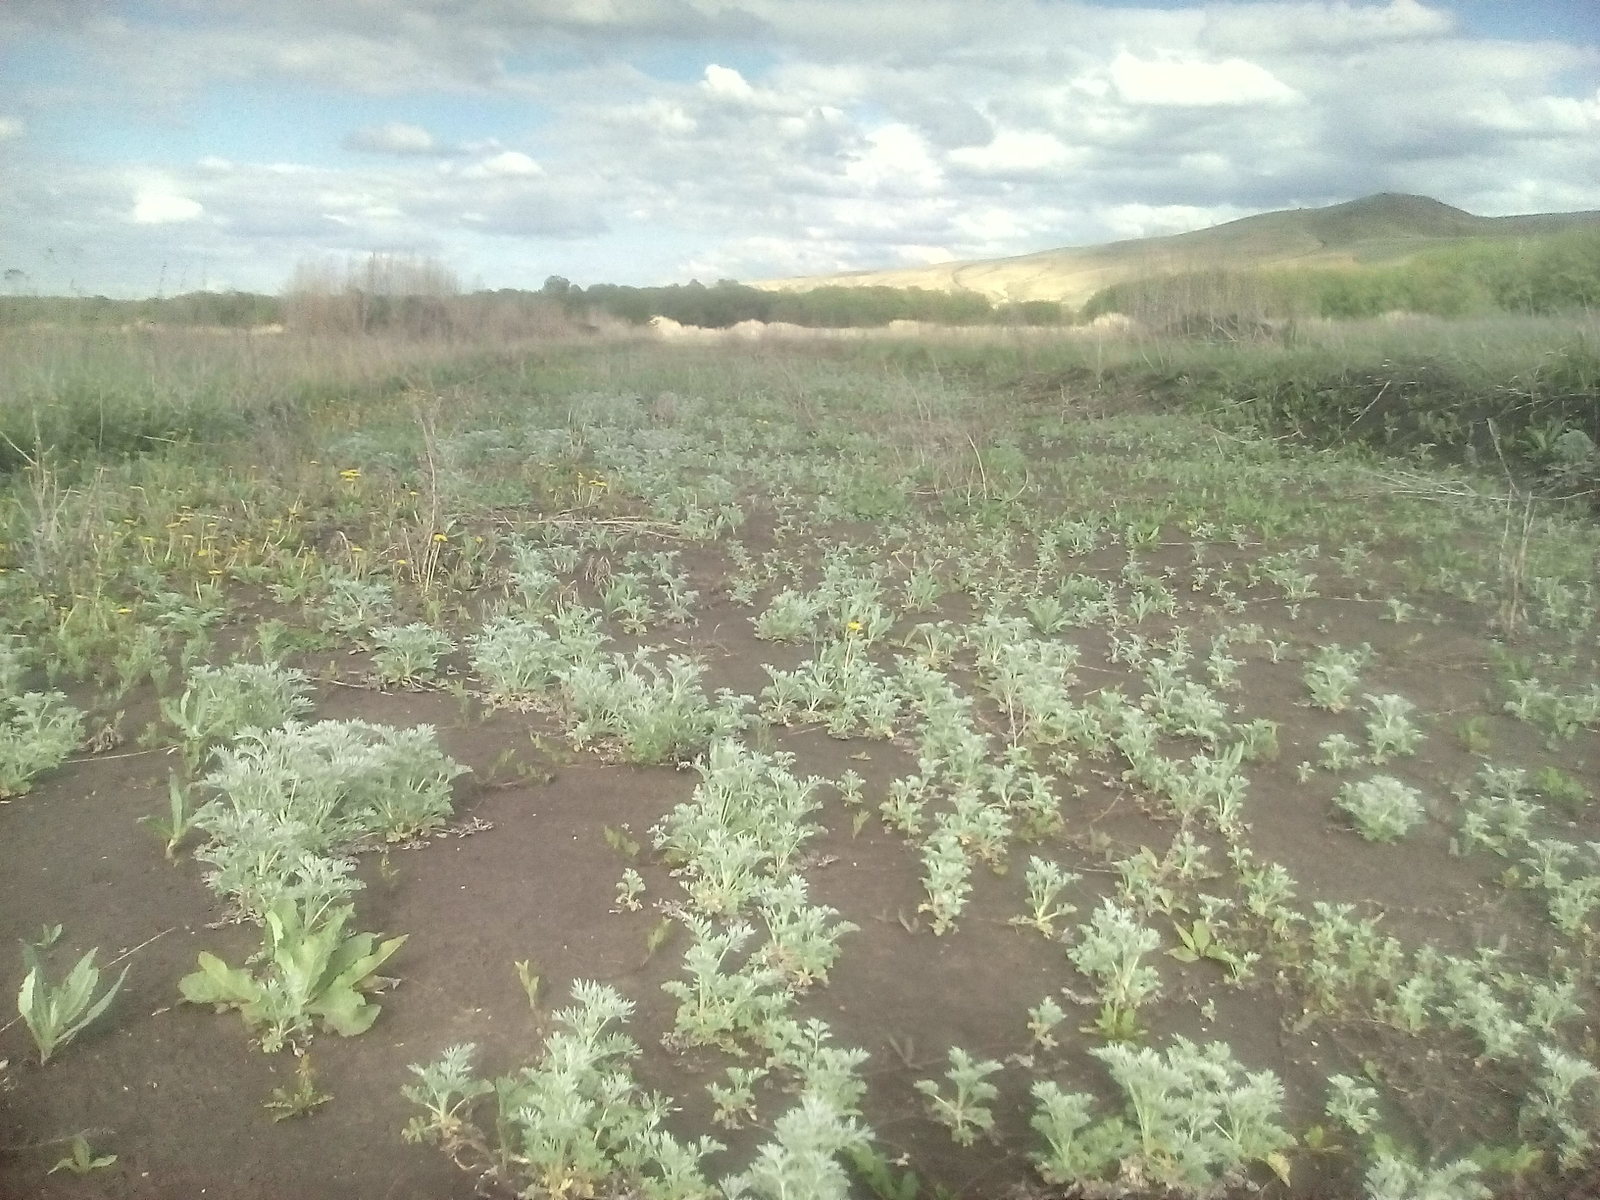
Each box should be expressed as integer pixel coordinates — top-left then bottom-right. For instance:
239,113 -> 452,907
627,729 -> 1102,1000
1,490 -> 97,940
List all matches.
17,940 -> 129,1064
846,1144 -> 955,1200
265,1054 -> 332,1121
138,772 -> 198,860
602,825 -> 640,860
48,1135 -> 116,1175
1533,766 -> 1591,819
514,960 -> 542,1009
641,917 -> 674,964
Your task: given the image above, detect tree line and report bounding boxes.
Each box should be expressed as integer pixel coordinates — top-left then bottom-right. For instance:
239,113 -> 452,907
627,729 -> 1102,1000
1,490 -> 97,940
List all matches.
5,227 -> 1595,334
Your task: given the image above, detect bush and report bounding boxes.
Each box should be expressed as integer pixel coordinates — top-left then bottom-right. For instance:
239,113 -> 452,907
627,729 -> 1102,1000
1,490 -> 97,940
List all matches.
0,692 -> 85,799
1335,776 -> 1426,842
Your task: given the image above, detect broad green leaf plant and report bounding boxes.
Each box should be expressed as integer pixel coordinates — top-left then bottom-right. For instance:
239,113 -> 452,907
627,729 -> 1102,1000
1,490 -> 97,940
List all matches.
179,898 -> 406,1052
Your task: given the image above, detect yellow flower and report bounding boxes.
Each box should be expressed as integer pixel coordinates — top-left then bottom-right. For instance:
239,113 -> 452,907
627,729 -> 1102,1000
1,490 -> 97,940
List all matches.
847,620 -> 864,633
116,607 -> 132,614
433,533 -> 449,543
339,468 -> 361,481
394,558 -> 408,566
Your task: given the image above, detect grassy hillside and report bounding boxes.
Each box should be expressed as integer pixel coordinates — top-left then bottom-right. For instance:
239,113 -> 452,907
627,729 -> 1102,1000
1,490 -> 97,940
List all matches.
756,193 -> 1600,307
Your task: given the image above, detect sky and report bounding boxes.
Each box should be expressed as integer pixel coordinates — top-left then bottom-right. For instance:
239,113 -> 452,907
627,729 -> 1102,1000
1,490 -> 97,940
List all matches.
2,0 -> 1598,297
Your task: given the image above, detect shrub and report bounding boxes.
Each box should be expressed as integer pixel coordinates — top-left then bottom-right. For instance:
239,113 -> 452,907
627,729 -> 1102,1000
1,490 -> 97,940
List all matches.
0,692 -> 85,799
194,720 -> 466,918
1335,776 -> 1426,842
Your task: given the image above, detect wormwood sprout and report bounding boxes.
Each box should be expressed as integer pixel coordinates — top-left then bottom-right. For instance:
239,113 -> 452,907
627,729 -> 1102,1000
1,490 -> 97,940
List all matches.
0,691 -> 85,799
918,831 -> 973,935
1303,644 -> 1367,711
1011,856 -> 1080,937
161,660 -> 312,768
404,981 -> 723,1198
370,623 -> 453,685
1067,900 -> 1163,1040
1364,693 -> 1424,762
1030,1037 -> 1291,1194
915,1048 -> 1003,1146
1335,776 -> 1426,842
194,719 -> 466,919
1363,1153 -> 1489,1200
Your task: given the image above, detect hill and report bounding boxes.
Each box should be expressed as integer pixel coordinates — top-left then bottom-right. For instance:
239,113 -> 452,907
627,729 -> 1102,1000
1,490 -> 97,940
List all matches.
754,193 -> 1600,307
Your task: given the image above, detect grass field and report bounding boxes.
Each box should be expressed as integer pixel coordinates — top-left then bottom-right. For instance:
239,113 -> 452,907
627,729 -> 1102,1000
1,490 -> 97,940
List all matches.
2,319 -> 1599,1200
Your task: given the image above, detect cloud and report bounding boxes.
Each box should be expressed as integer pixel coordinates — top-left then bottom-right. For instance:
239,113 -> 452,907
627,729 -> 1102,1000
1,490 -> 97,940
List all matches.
702,63 -> 755,102
950,129 -> 1081,176
131,190 -> 204,224
0,116 -> 23,141
1200,0 -> 1454,54
461,150 -> 542,178
345,121 -> 444,155
1107,52 -> 1301,108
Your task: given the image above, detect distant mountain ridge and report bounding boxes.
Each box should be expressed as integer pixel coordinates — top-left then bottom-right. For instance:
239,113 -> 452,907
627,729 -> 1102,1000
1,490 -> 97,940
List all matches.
754,193 -> 1600,307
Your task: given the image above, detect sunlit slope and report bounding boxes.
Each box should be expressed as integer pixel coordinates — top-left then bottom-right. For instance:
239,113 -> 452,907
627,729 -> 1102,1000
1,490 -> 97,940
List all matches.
754,193 -> 1600,306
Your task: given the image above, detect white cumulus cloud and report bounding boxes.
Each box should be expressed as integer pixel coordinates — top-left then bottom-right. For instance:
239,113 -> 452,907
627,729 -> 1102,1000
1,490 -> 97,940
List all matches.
702,63 -> 755,101
462,150 -> 542,178
1108,52 -> 1301,107
131,190 -> 204,224
0,116 -> 24,141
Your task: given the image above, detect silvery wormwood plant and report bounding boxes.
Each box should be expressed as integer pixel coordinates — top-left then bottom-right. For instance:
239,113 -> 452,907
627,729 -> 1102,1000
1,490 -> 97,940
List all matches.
0,690 -> 84,800
1522,1042 -> 1600,1170
723,1092 -> 868,1200
194,720 -> 465,918
404,981 -> 723,1200
1335,776 -> 1426,843
752,877 -> 858,991
1363,693 -> 1424,762
469,613 -> 584,703
160,660 -> 312,769
199,719 -> 466,845
1011,856 -> 1080,938
915,1048 -> 1003,1146
652,742 -> 822,876
562,649 -> 747,765
1030,1036 -> 1291,1197
313,576 -> 394,641
1066,900 -> 1163,1041
1303,643 -> 1368,712
369,623 -> 453,686
662,916 -> 789,1053
918,831 -> 973,936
